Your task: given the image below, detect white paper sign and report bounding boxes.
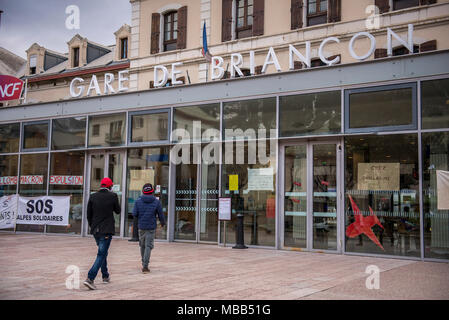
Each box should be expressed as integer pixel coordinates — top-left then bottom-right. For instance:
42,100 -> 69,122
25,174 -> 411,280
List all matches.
437,170 -> 449,210
0,195 -> 18,229
17,196 -> 70,226
247,168 -> 274,191
358,163 -> 400,191
219,197 -> 231,221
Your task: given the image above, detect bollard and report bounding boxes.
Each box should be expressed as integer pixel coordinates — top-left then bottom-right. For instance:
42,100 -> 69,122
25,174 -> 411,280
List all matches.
128,217 -> 139,242
233,213 -> 248,249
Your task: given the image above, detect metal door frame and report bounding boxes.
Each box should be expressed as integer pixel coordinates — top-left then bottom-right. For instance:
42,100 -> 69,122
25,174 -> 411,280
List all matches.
279,138 -> 343,253
83,149 -> 127,238
172,144 -> 219,244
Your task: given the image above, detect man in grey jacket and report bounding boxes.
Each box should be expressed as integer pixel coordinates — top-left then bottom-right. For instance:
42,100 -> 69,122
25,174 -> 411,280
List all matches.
132,183 -> 166,273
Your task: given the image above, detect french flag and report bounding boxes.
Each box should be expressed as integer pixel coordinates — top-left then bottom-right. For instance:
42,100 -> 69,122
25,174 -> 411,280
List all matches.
202,21 -> 212,63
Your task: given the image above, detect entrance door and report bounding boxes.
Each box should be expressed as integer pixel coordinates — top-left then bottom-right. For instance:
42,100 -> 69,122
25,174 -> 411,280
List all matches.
173,144 -> 219,243
85,150 -> 126,237
282,141 -> 342,252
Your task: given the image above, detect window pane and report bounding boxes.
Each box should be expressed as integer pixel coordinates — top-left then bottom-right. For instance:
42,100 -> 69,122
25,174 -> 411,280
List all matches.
173,104 -> 220,142
23,122 -> 48,149
0,123 -> 20,153
130,112 -> 169,143
46,151 -> 85,235
308,0 -> 317,14
52,117 -> 86,150
88,113 -> 126,147
345,134 -> 420,257
284,145 -> 307,248
221,141 -> 276,246
348,87 -> 414,129
280,91 -> 341,137
320,0 -> 328,12
0,155 -> 18,197
223,98 -> 276,140
237,17 -> 244,27
422,132 -> 449,260
238,7 -> 244,17
422,79 -> 449,130
393,0 -> 420,10
17,153 -> 48,233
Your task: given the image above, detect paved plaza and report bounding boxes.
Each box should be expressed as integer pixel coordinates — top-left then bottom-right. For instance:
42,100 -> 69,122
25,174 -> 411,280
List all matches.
0,233 -> 448,300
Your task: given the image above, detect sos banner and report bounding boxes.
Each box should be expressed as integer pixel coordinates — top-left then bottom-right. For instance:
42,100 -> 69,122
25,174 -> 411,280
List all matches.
0,75 -> 24,101
0,195 -> 18,229
17,196 -> 70,226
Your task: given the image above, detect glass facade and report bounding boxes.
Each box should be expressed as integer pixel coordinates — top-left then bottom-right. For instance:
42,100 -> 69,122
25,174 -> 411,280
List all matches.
47,152 -> 84,234
280,91 -> 341,137
422,79 -> 449,130
345,134 -> 420,257
173,104 -> 220,142
130,111 -> 169,143
1,76 -> 448,261
0,123 -> 20,153
126,147 -> 170,239
88,113 -> 126,147
16,153 -> 48,232
422,132 -> 449,260
52,117 -> 86,150
221,141 -> 276,247
347,84 -> 416,131
23,122 -> 49,150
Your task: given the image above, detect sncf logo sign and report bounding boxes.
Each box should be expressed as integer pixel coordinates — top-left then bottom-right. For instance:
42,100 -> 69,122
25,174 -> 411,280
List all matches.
0,75 -> 24,101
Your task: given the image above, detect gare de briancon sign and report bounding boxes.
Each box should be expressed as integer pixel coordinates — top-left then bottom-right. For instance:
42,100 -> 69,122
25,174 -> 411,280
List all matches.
69,24 -> 417,98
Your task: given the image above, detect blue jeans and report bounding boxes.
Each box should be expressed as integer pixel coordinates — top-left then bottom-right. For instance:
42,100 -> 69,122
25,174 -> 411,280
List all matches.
139,229 -> 155,268
87,235 -> 112,281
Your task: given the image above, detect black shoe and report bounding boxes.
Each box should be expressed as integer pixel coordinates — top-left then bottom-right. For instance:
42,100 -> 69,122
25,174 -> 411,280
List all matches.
142,267 -> 150,273
102,277 -> 110,283
83,278 -> 97,290
128,238 -> 139,242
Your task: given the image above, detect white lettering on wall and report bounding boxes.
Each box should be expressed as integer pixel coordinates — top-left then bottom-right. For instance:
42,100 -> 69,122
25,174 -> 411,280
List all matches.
387,24 -> 414,56
70,77 -> 84,98
349,32 -> 376,61
211,56 -> 225,80
289,42 -> 311,69
118,70 -> 129,92
86,74 -> 101,96
231,53 -> 244,78
69,71 -> 129,98
319,37 -> 341,66
262,47 -> 282,74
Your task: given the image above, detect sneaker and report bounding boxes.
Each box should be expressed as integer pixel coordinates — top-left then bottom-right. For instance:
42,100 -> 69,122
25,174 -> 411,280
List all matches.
83,278 -> 97,290
142,267 -> 150,273
102,277 -> 110,283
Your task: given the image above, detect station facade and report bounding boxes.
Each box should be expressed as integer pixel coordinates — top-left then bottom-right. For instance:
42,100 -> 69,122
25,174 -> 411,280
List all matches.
1,0 -> 449,261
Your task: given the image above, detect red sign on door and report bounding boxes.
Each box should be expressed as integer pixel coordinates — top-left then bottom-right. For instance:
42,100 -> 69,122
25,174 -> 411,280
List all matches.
0,75 -> 24,101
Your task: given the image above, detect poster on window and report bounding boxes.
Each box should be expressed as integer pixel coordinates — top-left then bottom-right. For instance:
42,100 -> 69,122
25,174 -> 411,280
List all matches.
16,196 -> 70,226
129,169 -> 155,191
436,170 -> 449,210
0,195 -> 18,229
247,168 -> 274,191
357,163 -> 400,191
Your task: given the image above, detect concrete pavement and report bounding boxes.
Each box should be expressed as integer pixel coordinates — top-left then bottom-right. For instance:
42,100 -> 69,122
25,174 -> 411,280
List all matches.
0,234 -> 448,300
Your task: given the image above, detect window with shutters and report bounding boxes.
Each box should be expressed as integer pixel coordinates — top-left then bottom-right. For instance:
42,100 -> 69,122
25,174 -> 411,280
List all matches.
236,0 -> 254,39
307,0 -> 327,26
376,0 -> 437,13
163,11 -> 178,52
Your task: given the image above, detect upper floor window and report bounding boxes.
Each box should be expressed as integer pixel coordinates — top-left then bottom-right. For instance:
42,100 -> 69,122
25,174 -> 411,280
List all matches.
222,0 -> 264,42
164,11 -> 178,52
307,0 -> 328,26
394,0 -> 420,10
29,55 -> 37,74
236,0 -> 254,39
120,37 -> 128,59
151,6 -> 187,54
72,47 -> 80,68
376,0 -> 436,13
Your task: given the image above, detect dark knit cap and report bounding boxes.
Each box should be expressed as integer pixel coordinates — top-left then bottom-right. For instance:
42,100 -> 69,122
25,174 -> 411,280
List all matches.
142,183 -> 154,194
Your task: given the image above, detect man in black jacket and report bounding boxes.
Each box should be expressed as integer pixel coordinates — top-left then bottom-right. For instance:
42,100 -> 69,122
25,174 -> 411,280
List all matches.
83,177 -> 121,290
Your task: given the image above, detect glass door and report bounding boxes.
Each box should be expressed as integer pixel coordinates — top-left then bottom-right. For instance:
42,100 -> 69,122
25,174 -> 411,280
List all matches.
86,151 -> 126,237
282,141 -> 341,252
173,144 -> 219,243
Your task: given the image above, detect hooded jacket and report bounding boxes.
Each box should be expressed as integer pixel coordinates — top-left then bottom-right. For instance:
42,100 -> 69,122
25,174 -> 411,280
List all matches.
132,195 -> 166,230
